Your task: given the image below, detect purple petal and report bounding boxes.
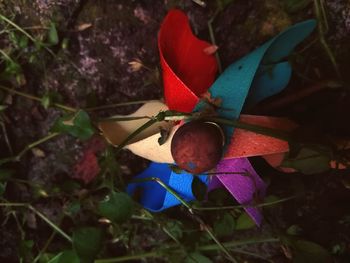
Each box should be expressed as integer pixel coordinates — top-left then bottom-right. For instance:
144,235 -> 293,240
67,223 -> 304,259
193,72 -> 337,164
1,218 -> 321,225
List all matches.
209,158 -> 267,225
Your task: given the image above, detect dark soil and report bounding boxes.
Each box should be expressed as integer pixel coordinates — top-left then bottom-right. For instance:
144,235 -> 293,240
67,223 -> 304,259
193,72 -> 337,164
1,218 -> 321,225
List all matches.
1,0 -> 350,262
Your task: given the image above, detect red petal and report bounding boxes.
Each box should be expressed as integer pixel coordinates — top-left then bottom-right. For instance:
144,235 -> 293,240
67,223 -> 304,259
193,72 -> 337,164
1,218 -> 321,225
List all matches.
158,9 -> 218,112
225,115 -> 298,158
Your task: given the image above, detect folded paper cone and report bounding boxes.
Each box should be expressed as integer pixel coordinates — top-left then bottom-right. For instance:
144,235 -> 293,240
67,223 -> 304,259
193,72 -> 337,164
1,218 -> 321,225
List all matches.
127,125 -> 177,163
98,101 -> 173,146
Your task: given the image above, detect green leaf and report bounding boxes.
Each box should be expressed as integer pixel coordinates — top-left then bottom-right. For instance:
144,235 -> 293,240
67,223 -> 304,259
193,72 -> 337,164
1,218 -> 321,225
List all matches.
52,110 -> 95,140
73,227 -> 104,263
263,195 -> 282,210
213,213 -> 235,237
0,169 -> 13,181
287,225 -> 303,236
98,191 -> 134,223
207,188 -> 234,205
18,35 -> 29,49
0,105 -> 8,111
331,243 -> 346,255
164,220 -> 184,240
61,38 -> 69,49
41,93 -> 51,109
162,247 -> 187,263
65,200 -> 81,217
5,60 -> 21,75
292,240 -> 332,263
60,179 -> 81,193
235,212 -> 255,230
38,253 -> 55,263
282,146 -> 331,175
48,250 -> 80,263
19,239 -> 34,262
48,22 -> 59,45
100,146 -> 121,176
8,31 -> 28,48
40,91 -> 62,109
0,182 -> 6,196
185,252 -> 213,263
191,177 -> 207,201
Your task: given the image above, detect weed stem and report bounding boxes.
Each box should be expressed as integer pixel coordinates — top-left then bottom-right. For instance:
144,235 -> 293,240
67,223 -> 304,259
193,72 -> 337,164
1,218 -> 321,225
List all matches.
86,100 -> 153,111
0,85 -> 76,112
0,132 -> 60,165
0,202 -> 72,242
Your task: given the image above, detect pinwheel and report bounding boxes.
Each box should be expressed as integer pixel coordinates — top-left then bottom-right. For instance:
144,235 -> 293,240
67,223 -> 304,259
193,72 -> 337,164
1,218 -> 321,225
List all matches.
99,10 -> 316,225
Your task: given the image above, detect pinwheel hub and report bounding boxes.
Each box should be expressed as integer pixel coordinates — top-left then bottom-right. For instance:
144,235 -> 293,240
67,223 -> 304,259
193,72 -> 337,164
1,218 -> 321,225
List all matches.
170,121 -> 225,174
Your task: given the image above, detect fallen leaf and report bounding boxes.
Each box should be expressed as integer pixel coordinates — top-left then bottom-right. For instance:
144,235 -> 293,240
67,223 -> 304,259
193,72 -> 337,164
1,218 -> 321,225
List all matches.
76,23 -> 92,31
203,45 -> 218,55
128,59 -> 143,72
72,136 -> 106,184
73,150 -> 100,184
31,147 -> 46,158
200,91 -> 222,109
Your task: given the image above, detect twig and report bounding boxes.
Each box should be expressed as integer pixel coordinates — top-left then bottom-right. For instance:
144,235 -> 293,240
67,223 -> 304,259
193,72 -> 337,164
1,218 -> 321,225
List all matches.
10,211 -> 25,239
85,100 -> 152,111
193,214 -> 238,263
162,226 -> 181,244
94,237 -> 280,263
32,231 -> 56,263
314,0 -> 342,79
100,115 -> 152,122
208,8 -> 222,73
252,82 -> 330,113
115,118 -> 158,152
17,133 -> 59,160
198,237 -> 280,251
0,121 -> 13,155
129,177 -> 237,262
0,14 -> 56,57
206,116 -> 291,141
130,177 -> 192,211
0,85 -> 77,112
28,205 -> 72,242
0,49 -> 15,63
192,195 -> 299,211
103,110 -> 291,147
204,171 -> 248,176
0,202 -> 72,242
94,251 -> 160,263
227,248 -> 270,260
0,132 -> 60,165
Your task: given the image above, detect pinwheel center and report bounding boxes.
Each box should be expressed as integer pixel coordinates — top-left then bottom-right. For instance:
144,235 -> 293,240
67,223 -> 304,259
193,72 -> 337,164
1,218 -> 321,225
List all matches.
170,121 -> 225,174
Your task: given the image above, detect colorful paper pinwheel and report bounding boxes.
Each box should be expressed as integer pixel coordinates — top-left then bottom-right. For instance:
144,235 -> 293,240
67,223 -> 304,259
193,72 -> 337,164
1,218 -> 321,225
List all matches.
99,10 -> 316,225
